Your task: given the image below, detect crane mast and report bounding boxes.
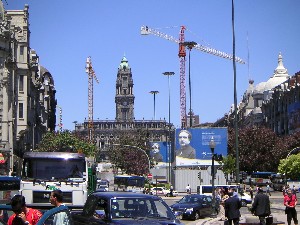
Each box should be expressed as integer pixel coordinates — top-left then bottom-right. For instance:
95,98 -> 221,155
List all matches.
178,26 -> 187,128
141,25 -> 245,129
85,56 -> 99,141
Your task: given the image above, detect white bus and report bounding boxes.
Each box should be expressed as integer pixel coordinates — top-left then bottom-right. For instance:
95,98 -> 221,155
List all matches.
114,175 -> 145,192
20,152 -> 95,206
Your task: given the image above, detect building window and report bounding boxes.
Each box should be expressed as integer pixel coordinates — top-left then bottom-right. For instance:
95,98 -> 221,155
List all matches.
19,75 -> 24,92
19,103 -> 24,119
20,46 -> 24,55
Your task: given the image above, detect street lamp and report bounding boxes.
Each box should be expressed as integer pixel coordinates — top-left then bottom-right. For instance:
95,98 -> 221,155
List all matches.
209,136 -> 217,218
183,41 -> 197,127
149,91 -> 159,120
163,72 -> 175,183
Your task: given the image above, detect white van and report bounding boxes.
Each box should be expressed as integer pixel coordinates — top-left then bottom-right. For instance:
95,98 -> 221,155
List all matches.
198,185 -> 252,207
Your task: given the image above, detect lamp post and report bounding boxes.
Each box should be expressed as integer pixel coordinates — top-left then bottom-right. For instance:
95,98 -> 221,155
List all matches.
183,41 -> 197,127
209,137 -> 217,218
149,91 -> 159,120
163,72 -> 175,183
285,147 -> 300,185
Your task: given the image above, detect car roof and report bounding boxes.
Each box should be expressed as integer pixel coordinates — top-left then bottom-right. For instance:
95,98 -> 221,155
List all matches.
184,194 -> 209,198
91,191 -> 162,200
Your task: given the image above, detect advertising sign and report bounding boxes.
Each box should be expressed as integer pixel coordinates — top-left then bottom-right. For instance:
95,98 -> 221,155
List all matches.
175,127 -> 228,166
149,141 -> 168,164
288,101 -> 300,133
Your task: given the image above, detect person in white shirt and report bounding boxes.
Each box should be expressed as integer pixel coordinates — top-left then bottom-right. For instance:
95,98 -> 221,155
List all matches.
49,190 -> 70,225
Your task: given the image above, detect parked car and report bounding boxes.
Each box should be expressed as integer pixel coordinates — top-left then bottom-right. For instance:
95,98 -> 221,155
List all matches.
170,194 -> 213,221
239,192 -> 252,206
96,184 -> 109,192
150,187 -> 179,197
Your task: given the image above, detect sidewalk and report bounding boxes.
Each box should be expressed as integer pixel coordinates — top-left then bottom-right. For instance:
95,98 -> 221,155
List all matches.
196,204 -> 287,225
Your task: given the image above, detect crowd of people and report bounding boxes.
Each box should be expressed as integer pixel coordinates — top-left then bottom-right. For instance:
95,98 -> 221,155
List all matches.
218,184 -> 299,225
1,190 -> 70,225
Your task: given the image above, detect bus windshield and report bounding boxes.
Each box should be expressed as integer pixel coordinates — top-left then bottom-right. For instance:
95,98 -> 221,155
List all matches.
114,175 -> 145,192
22,158 -> 86,180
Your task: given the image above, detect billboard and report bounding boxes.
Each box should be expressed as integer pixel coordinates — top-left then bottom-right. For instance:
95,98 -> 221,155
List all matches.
288,101 -> 300,133
175,127 -> 228,166
149,141 -> 168,165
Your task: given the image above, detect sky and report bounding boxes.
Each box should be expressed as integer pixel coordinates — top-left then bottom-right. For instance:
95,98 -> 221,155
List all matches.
4,0 -> 300,131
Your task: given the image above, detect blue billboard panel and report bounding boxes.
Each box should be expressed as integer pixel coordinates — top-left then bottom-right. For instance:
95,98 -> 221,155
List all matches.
149,141 -> 168,164
288,101 -> 300,133
175,127 -> 228,166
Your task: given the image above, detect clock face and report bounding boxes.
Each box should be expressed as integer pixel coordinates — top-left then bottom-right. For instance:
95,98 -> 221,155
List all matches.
123,101 -> 127,106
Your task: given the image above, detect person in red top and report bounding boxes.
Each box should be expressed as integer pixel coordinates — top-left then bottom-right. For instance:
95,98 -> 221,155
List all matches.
8,195 -> 42,225
284,188 -> 298,225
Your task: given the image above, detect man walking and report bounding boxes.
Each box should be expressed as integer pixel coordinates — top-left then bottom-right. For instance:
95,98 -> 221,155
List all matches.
225,191 -> 242,225
284,188 -> 298,225
251,187 -> 271,225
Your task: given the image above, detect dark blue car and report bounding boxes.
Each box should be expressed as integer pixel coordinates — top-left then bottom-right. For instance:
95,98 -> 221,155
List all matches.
170,194 -> 213,220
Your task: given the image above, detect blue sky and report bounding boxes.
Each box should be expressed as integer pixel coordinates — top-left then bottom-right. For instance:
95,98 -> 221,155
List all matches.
5,1 -> 300,130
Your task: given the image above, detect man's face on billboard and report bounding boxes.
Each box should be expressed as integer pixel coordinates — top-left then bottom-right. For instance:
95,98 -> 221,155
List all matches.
151,143 -> 160,153
178,130 -> 191,146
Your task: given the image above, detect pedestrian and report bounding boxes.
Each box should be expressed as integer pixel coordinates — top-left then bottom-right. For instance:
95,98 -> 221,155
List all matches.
219,194 -> 229,221
186,184 -> 191,194
249,186 -> 254,199
170,185 -> 174,197
49,190 -> 70,225
225,191 -> 242,225
266,183 -> 271,196
8,195 -> 42,225
251,186 -> 271,225
284,188 -> 298,225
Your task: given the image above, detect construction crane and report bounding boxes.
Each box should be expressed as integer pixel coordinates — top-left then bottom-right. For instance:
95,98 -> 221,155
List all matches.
85,56 -> 99,141
141,25 -> 245,128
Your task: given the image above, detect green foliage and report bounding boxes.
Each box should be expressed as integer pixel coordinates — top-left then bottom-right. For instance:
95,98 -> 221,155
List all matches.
278,153 -> 300,180
36,130 -> 96,157
220,155 -> 236,175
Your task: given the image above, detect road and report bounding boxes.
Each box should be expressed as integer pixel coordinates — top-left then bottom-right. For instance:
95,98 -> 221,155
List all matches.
162,191 -> 288,225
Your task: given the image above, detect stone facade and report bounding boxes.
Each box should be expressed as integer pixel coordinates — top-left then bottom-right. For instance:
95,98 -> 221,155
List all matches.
75,56 -> 175,162
214,53 -> 299,136
0,4 -> 56,175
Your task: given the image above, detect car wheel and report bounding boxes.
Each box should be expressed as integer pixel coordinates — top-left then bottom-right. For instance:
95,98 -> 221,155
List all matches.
241,200 -> 247,207
193,211 -> 200,220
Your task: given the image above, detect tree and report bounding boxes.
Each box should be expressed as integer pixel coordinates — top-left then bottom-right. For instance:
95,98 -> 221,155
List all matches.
107,129 -> 151,176
220,155 -> 236,175
36,130 -> 96,157
228,126 -> 289,172
278,153 -> 300,180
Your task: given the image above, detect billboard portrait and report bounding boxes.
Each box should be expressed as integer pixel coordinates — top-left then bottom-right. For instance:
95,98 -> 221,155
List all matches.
149,141 -> 168,165
175,127 -> 228,166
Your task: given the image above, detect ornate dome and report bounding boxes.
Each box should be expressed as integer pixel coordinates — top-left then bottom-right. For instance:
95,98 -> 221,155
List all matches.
119,56 -> 130,70
264,53 -> 289,91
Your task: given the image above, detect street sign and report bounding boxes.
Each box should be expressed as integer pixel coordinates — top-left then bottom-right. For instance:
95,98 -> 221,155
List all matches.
147,174 -> 153,179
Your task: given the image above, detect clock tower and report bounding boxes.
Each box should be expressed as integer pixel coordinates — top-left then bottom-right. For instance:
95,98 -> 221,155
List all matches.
115,56 -> 135,122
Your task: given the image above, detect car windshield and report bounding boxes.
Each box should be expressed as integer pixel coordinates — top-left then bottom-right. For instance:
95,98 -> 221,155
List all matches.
178,196 -> 201,204
109,197 -> 175,219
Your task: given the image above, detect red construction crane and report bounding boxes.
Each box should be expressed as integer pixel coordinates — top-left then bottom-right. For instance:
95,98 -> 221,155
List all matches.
85,56 -> 99,141
141,25 -> 245,128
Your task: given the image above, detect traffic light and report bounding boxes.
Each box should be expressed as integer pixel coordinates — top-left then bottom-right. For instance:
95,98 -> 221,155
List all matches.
198,172 -> 201,180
